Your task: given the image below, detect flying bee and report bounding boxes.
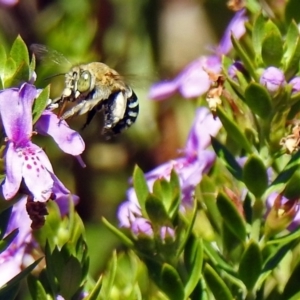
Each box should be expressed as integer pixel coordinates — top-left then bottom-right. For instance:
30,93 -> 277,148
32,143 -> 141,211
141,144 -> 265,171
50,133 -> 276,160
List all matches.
31,44 -> 139,136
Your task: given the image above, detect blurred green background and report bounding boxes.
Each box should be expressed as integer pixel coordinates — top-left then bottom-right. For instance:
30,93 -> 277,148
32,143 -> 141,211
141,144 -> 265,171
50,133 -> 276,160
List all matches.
0,0 -> 231,279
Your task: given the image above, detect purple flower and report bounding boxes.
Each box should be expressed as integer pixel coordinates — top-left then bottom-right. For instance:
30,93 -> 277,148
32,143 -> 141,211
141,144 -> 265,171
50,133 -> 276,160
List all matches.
149,9 -> 248,101
289,77 -> 300,94
0,197 -> 31,287
266,192 -> 300,232
259,67 -> 285,94
0,83 -> 84,201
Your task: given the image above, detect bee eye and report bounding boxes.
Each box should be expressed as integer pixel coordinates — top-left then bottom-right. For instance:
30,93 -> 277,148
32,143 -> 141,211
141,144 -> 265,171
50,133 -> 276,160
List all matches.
77,71 -> 92,92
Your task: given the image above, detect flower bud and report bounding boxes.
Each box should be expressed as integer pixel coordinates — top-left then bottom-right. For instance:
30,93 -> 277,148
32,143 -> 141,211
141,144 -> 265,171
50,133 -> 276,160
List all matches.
289,77 -> 300,94
260,67 -> 285,94
265,193 -> 300,237
160,226 -> 175,243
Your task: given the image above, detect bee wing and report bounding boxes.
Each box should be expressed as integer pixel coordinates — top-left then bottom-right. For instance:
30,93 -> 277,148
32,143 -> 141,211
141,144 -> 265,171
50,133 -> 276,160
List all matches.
30,44 -> 71,67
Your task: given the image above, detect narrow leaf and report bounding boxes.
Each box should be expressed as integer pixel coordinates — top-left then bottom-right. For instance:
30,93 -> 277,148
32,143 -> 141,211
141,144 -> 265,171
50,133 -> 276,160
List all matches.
204,263 -> 233,300
244,83 -> 272,118
217,192 -> 246,242
160,264 -> 185,300
216,107 -> 253,153
242,155 -> 268,197
211,137 -> 243,181
238,241 -> 262,290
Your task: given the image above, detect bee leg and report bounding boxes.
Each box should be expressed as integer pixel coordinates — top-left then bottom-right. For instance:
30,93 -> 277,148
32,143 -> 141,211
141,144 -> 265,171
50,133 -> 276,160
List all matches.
61,97 -> 104,120
82,108 -> 97,129
60,101 -> 87,120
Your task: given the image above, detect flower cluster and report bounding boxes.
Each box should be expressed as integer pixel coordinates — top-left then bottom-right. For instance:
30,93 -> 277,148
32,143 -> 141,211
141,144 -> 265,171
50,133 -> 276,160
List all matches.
118,107 -> 222,236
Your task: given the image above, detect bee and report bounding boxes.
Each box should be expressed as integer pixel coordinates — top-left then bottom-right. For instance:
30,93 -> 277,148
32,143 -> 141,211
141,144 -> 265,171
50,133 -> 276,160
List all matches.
31,45 -> 139,136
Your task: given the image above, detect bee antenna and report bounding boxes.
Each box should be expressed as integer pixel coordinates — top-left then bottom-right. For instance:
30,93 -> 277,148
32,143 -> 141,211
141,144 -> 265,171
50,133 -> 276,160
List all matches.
43,73 -> 65,81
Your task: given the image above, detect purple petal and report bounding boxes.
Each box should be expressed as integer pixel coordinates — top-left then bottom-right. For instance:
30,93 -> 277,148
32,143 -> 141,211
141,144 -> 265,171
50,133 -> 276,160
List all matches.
218,9 -> 248,55
185,107 -> 222,155
260,67 -> 285,93
148,80 -> 179,100
0,84 -> 36,143
2,142 -> 23,199
22,143 -> 53,201
51,174 -> 79,215
35,110 -> 85,156
131,218 -> 153,237
289,77 -> 300,94
118,200 -> 141,228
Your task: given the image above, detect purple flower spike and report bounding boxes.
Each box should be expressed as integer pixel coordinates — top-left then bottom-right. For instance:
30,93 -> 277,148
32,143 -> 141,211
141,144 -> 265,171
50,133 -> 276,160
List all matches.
289,77 -> 300,94
35,110 -> 85,156
260,67 -> 285,94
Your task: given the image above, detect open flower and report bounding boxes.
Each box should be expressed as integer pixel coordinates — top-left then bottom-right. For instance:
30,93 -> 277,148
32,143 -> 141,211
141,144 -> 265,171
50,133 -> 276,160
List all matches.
149,9 -> 248,101
0,83 -> 84,201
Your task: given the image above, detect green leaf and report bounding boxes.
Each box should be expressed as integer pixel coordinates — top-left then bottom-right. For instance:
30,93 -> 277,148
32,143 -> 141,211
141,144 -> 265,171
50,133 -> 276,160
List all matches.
203,241 -> 236,274
211,137 -> 243,181
132,165 -> 149,213
231,35 -> 258,81
238,241 -> 262,290
261,21 -> 283,67
101,217 -> 134,248
285,0 -> 300,24
216,106 -> 253,153
281,260 -> 300,299
32,85 -> 50,124
160,263 -> 185,300
0,229 -> 19,253
27,274 -> 48,300
59,256 -> 82,299
84,274 -> 102,300
3,57 -> 16,87
217,192 -> 246,242
9,35 -> 29,67
252,14 -> 266,64
204,263 -> 233,300
184,236 -> 203,298
242,155 -> 268,197
168,170 -> 181,219
283,21 -> 300,78
267,151 -> 300,194
101,251 -> 117,299
244,83 -> 273,118
145,193 -> 170,225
